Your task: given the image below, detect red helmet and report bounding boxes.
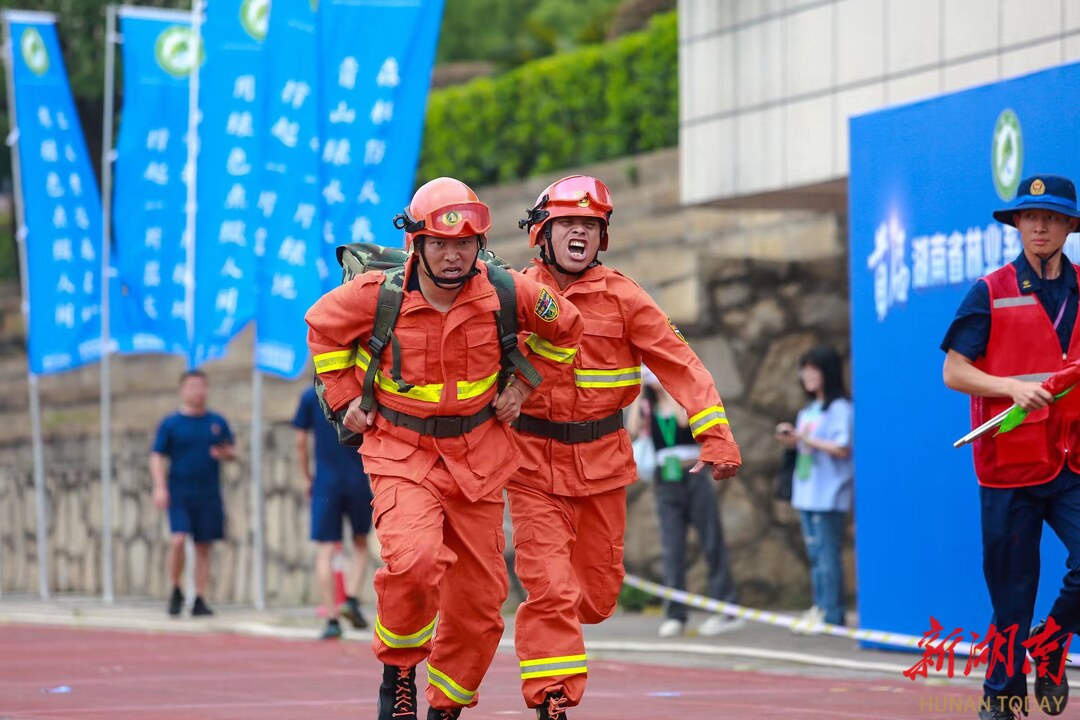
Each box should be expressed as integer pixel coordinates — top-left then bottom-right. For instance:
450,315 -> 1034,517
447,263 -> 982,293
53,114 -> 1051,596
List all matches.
519,175 -> 613,250
394,177 -> 492,249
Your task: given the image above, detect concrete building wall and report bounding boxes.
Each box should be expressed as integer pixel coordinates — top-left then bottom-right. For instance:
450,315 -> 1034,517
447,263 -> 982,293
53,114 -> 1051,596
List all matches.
680,0 -> 1080,207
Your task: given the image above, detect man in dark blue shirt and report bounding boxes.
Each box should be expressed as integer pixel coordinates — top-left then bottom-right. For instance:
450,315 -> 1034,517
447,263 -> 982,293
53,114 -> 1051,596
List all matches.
151,370 -> 235,617
293,385 -> 373,640
942,175 -> 1080,720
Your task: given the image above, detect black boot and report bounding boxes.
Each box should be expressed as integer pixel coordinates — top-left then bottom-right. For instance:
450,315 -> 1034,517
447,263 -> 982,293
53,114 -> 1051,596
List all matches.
378,664 -> 418,720
1033,621 -> 1070,716
167,587 -> 183,616
426,708 -> 462,719
536,692 -> 569,719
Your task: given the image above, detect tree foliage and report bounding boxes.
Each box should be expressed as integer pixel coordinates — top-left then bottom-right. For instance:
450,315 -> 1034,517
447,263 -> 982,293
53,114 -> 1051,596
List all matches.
420,12 -> 677,187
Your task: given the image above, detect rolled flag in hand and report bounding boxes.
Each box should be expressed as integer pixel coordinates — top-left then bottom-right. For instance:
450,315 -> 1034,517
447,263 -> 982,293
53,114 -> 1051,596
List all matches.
954,358 -> 1080,447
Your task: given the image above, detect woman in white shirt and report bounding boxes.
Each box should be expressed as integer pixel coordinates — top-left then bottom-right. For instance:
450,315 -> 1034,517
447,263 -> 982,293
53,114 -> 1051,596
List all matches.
775,345 -> 853,629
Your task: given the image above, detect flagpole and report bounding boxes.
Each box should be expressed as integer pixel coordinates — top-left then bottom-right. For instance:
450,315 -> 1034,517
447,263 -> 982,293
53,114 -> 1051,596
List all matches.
3,12 -> 50,599
182,0 -> 204,359
251,367 -> 265,609
99,3 -> 118,605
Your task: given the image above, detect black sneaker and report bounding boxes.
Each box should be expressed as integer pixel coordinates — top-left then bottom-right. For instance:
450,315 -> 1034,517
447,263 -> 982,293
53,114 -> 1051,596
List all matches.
320,619 -> 343,640
378,664 -> 417,720
191,596 -> 214,617
340,598 -> 369,629
426,708 -> 461,719
1033,621 -> 1070,716
167,587 -> 183,617
536,692 -> 569,720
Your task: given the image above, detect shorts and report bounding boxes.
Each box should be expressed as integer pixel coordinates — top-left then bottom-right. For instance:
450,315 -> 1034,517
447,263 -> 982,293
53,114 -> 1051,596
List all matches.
311,479 -> 373,542
168,494 -> 225,543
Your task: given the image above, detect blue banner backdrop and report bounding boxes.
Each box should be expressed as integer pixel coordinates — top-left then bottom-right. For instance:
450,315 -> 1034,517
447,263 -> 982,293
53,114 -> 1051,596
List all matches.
252,0 -> 321,379
850,62 -> 1080,643
111,10 -> 194,356
6,13 -> 104,374
188,0 -> 267,367
253,0 -> 444,379
318,0 -> 444,254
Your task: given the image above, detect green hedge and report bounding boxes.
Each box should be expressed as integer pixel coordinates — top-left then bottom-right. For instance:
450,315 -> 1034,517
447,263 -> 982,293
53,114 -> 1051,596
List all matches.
419,12 -> 677,187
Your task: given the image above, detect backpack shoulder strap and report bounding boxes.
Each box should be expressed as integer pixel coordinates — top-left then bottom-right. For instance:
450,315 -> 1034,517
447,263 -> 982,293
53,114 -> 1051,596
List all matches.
359,267 -> 407,412
486,265 -> 543,390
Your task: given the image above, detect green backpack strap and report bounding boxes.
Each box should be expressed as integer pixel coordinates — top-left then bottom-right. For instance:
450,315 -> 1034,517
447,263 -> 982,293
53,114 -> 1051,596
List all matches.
359,266 -> 408,412
486,264 -> 543,391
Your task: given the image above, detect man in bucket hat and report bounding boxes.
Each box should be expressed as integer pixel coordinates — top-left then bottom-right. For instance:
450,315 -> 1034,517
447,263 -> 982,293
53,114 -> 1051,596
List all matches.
942,175 -> 1080,719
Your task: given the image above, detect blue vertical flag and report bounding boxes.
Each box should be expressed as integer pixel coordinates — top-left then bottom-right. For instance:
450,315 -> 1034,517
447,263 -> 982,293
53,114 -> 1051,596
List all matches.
319,0 -> 445,253
253,0 -> 322,378
111,8 -> 195,356
253,0 -> 445,379
189,0 -> 267,367
4,12 -> 104,374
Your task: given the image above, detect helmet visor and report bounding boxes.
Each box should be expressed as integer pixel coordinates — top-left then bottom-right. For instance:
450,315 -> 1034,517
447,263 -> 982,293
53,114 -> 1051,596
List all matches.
547,176 -> 613,212
420,202 -> 492,237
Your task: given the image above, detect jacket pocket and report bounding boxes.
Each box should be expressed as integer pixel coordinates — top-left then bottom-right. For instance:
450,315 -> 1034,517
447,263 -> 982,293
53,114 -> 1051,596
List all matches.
995,404 -> 1050,467
386,327 -> 428,387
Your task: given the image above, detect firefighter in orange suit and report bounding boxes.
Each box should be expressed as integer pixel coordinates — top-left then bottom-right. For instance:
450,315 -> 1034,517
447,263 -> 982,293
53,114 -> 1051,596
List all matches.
508,175 -> 742,719
306,177 -> 583,720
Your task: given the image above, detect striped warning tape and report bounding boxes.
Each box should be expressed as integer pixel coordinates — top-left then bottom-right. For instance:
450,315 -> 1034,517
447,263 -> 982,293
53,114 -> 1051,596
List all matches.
622,574 -> 1079,665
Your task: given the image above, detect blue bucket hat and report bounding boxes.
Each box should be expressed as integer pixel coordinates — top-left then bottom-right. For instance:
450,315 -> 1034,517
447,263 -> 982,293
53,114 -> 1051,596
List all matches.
993,174 -> 1080,227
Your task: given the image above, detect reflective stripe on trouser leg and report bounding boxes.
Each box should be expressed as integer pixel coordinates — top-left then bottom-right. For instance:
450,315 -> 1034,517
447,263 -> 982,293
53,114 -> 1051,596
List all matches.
520,653 -> 588,679
508,481 -> 589,707
424,480 -> 508,710
369,474 -> 453,668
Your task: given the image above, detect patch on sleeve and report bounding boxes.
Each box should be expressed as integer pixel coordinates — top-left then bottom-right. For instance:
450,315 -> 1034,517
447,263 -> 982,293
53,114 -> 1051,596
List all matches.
534,287 -> 561,322
668,317 -> 688,344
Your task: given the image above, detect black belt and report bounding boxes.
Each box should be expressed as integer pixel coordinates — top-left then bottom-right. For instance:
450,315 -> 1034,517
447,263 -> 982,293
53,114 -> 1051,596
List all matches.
513,411 -> 624,444
378,405 -> 494,438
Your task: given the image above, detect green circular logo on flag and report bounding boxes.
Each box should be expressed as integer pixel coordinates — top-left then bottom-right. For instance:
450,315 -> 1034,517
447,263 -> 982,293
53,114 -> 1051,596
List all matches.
155,26 -> 203,78
240,0 -> 270,41
992,109 -> 1023,201
20,28 -> 48,76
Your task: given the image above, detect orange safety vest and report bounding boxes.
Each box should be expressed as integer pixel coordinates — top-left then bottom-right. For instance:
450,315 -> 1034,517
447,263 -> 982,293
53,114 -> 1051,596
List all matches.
972,262 -> 1080,487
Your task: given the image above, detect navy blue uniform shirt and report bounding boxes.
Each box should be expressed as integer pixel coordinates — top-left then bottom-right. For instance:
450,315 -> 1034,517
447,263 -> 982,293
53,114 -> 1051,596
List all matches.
941,252 -> 1079,360
291,387 -> 367,491
153,411 -> 233,496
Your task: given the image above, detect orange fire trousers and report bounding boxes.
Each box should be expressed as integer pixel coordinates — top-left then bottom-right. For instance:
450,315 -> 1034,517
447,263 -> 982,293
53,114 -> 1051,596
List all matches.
370,462 -> 509,710
507,482 -> 626,707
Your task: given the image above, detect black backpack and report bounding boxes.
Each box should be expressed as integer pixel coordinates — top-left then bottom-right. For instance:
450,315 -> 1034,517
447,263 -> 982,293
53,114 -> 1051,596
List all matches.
315,243 -> 541,446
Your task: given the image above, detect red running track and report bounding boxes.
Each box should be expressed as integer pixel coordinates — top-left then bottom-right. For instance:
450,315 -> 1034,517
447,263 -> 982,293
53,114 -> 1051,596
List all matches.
0,625 -> 988,719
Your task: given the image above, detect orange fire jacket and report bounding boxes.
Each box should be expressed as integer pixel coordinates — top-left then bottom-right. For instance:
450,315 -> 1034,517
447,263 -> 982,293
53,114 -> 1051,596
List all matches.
513,259 -> 742,497
306,257 -> 584,501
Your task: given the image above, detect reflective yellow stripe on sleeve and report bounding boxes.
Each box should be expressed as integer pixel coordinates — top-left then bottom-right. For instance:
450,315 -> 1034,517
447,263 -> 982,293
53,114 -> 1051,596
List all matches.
574,366 -> 642,388
427,664 -> 478,705
519,653 -> 588,680
375,614 -> 437,649
689,405 -> 728,437
313,349 -> 355,373
526,334 -> 577,364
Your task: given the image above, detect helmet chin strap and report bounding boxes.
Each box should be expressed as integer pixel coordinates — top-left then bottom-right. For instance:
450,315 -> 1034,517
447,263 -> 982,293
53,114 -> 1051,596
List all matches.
539,223 -> 600,277
1034,245 -> 1063,279
416,238 -> 481,289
